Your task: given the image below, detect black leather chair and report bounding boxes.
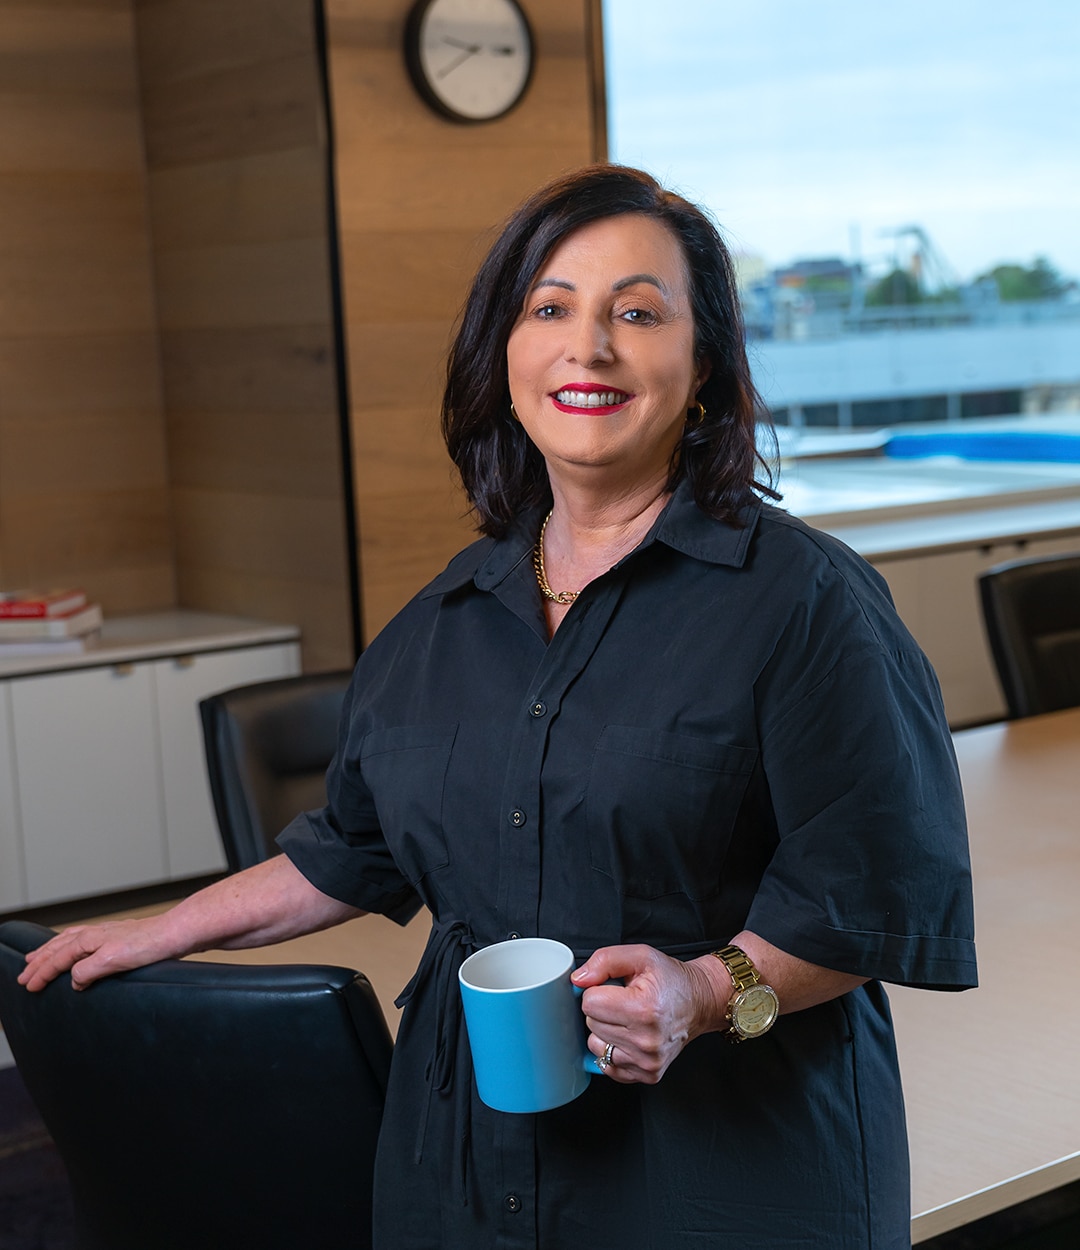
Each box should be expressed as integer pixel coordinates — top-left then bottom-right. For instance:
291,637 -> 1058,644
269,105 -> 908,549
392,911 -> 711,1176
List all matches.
199,669 -> 353,872
0,919 -> 392,1250
978,550 -> 1080,718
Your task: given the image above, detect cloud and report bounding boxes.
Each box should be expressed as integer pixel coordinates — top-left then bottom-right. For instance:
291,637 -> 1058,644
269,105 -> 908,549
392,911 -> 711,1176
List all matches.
604,0 -> 1080,277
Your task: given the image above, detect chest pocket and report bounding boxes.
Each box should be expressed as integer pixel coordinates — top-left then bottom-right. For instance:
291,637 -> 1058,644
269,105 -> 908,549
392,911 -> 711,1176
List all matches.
361,723 -> 458,885
586,725 -> 757,900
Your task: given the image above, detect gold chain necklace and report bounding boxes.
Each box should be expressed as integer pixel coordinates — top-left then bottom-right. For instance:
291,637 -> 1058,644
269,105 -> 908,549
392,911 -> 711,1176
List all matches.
533,509 -> 580,604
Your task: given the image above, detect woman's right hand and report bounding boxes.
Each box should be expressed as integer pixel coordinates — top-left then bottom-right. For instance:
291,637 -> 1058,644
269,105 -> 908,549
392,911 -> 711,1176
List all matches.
17,914 -> 179,993
16,856 -> 366,994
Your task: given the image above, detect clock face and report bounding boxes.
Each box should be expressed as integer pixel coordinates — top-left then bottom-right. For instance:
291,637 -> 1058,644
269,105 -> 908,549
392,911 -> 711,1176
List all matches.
406,0 -> 533,123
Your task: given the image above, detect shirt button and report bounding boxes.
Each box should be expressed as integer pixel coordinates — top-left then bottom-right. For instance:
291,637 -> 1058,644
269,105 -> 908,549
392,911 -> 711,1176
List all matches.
530,701 -> 547,717
509,809 -> 526,827
504,1194 -> 522,1213
507,931 -> 521,940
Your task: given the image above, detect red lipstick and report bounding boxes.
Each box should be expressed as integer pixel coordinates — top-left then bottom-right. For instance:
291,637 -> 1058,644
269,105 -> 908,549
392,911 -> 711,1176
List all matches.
550,383 -> 633,416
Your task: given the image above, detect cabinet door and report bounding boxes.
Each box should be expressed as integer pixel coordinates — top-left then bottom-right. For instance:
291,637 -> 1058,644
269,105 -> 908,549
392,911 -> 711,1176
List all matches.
873,530 -> 1080,729
1023,535 -> 1080,560
12,665 -> 167,905
0,685 -> 26,910
874,550 -> 1007,727
153,643 -> 301,879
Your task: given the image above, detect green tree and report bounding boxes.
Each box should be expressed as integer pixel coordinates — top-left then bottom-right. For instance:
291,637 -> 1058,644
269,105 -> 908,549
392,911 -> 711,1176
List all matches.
865,268 -> 922,307
978,257 -> 1067,301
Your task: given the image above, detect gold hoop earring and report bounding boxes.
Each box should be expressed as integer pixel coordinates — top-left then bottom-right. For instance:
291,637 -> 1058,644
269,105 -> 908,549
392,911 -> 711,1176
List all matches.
510,402 -> 521,423
689,401 -> 706,425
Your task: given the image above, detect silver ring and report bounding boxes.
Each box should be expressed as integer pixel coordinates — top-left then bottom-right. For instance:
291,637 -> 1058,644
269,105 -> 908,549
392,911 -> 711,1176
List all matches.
601,1042 -> 615,1071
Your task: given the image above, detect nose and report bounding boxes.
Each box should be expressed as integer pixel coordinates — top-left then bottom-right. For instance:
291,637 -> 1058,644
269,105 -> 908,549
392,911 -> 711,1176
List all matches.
564,313 -> 615,368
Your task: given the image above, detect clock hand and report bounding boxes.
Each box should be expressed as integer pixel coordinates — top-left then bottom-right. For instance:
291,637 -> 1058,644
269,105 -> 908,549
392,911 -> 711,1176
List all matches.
442,36 -> 482,53
437,46 -> 480,78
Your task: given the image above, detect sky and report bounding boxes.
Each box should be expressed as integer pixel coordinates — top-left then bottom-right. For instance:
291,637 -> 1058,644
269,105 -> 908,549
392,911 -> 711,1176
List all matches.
603,0 -> 1080,285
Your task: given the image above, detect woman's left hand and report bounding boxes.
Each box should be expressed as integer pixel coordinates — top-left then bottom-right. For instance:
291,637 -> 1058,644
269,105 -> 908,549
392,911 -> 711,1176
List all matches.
571,944 -> 726,1084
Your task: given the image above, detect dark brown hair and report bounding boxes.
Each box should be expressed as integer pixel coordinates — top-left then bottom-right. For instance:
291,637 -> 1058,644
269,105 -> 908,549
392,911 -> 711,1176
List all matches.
442,164 -> 778,536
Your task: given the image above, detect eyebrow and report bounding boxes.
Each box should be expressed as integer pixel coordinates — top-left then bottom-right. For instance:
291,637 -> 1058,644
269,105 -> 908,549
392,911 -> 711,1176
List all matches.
531,273 -> 670,295
613,272 -> 668,294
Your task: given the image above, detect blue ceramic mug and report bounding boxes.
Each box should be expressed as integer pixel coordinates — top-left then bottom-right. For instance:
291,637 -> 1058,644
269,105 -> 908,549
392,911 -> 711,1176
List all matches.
459,937 -> 603,1113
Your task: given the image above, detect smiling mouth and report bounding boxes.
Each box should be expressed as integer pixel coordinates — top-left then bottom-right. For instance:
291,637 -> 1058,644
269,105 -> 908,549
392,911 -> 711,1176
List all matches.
553,388 -> 632,409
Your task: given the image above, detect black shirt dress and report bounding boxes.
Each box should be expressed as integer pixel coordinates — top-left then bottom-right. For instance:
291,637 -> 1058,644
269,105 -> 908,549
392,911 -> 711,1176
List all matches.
280,482 -> 977,1250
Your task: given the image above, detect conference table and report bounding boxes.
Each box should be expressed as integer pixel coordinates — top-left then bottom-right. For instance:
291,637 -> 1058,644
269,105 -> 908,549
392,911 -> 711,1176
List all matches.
891,705 -> 1080,1241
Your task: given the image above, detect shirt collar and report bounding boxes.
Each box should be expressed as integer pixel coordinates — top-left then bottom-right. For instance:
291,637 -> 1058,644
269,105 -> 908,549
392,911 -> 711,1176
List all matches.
420,479 -> 763,600
649,478 -> 761,568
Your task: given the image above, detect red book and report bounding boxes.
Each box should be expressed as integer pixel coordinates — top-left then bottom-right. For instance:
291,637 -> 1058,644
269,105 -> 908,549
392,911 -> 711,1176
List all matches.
0,588 -> 88,619
0,602 -> 102,639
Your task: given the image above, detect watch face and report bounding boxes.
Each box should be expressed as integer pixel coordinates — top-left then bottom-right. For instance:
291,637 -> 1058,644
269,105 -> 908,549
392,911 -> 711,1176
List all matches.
406,0 -> 533,123
732,985 -> 779,1039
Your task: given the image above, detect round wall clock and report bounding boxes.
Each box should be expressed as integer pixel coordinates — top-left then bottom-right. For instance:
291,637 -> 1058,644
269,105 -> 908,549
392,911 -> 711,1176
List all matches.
404,0 -> 534,124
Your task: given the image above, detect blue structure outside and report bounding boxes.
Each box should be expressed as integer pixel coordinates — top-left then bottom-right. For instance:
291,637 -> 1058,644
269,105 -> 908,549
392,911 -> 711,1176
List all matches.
885,431 -> 1080,462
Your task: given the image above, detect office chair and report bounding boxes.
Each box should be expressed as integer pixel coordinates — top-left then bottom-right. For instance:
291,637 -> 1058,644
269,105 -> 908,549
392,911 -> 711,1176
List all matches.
978,550 -> 1080,718
0,919 -> 392,1250
199,669 -> 353,872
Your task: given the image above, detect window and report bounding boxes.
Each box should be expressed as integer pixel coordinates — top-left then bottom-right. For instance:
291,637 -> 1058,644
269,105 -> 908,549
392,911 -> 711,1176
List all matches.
602,1 -> 1080,451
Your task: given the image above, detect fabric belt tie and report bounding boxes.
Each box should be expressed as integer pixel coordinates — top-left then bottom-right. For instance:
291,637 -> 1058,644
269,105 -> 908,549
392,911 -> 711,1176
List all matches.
395,918 -> 478,1202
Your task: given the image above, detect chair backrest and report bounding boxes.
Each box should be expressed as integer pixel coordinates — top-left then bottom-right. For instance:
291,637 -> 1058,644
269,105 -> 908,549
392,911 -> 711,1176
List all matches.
199,670 -> 353,872
0,919 -> 392,1250
978,550 -> 1080,718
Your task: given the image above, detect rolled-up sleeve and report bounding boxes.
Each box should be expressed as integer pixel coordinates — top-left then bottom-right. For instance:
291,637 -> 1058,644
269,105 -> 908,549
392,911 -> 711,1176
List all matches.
278,806 -> 421,924
747,638 -> 977,989
277,675 -> 423,925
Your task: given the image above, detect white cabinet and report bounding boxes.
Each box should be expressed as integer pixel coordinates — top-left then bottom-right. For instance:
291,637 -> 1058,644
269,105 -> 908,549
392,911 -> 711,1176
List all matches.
0,615 -> 301,911
0,686 -> 24,912
13,664 -> 167,904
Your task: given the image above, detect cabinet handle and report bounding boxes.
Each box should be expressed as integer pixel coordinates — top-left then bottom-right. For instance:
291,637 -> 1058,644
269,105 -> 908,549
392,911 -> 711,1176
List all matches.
174,655 -> 196,669
112,663 -> 136,677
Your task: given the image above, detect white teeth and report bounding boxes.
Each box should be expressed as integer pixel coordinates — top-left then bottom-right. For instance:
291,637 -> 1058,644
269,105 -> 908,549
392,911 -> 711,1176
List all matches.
555,390 -> 628,408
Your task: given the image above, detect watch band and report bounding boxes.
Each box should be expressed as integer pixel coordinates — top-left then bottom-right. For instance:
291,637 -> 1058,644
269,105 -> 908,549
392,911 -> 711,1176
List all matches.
711,944 -> 761,992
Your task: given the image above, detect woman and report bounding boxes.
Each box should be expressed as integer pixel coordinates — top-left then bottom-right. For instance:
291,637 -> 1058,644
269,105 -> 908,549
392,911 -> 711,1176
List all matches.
21,165 -> 976,1249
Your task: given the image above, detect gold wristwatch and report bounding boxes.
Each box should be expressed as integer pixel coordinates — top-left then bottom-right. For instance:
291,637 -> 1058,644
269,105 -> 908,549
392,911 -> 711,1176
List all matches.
711,945 -> 780,1042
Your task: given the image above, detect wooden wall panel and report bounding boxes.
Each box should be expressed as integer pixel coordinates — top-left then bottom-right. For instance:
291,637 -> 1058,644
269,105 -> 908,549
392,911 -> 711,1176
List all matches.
324,0 -> 601,639
134,0 -> 354,673
0,1 -> 174,611
0,331 -> 162,419
134,0 -> 315,83
140,53 -> 326,169
0,244 -> 157,339
159,321 -> 338,410
1,415 -> 169,496
0,490 -> 172,590
147,147 -> 329,248
153,238 -> 334,329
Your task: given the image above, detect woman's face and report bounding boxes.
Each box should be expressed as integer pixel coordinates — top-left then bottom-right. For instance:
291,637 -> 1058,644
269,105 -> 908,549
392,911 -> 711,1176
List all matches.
506,213 -> 708,492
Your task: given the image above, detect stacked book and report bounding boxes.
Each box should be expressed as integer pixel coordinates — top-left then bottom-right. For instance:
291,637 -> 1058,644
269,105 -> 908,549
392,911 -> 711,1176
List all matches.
0,589 -> 104,656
